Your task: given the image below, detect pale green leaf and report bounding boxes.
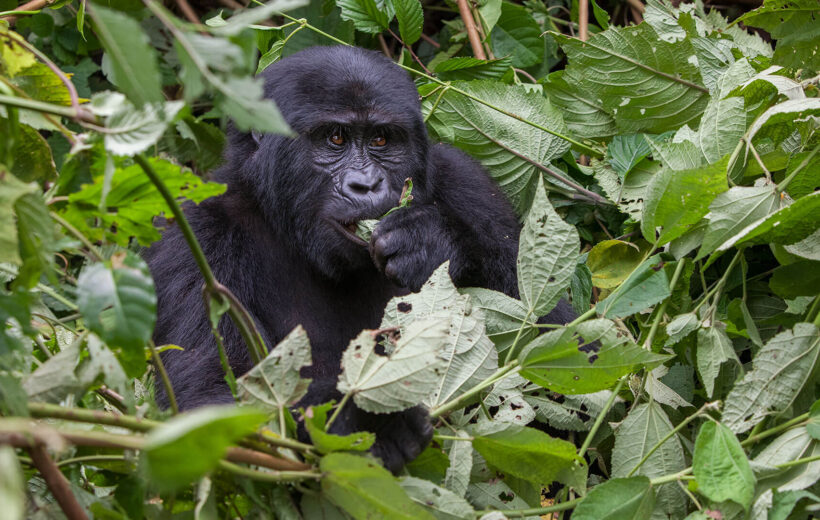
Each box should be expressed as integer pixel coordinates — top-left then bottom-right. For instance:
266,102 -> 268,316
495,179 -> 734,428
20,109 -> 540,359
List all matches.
696,324 -> 738,398
693,422 -> 755,509
571,477 -> 655,520
400,477 -> 475,520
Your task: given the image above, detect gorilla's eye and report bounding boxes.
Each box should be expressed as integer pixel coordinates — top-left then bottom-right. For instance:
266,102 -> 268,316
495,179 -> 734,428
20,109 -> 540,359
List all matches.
330,133 -> 345,146
371,136 -> 387,147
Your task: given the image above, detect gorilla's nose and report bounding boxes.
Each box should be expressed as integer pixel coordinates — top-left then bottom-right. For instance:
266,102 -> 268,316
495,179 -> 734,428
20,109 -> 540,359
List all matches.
342,169 -> 389,205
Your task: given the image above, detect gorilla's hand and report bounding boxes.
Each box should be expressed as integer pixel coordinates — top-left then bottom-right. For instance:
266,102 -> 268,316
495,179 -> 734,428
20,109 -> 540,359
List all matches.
370,205 -> 457,291
329,405 -> 433,474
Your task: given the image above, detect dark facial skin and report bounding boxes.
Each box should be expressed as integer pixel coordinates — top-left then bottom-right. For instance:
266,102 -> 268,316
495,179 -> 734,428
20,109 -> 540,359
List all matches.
144,46 -> 577,473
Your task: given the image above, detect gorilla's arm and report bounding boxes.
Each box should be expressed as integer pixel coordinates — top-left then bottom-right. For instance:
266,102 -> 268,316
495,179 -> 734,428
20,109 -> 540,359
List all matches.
371,144 -> 520,295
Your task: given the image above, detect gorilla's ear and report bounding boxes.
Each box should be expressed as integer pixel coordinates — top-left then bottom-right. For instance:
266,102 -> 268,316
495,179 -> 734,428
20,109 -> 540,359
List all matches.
251,130 -> 264,146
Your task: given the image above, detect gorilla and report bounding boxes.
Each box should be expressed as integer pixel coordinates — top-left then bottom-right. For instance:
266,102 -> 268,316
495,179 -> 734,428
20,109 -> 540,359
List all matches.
145,46 -> 575,472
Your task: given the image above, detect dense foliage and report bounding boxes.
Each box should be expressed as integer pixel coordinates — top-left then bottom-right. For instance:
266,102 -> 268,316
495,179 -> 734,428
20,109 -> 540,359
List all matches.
0,0 -> 818,518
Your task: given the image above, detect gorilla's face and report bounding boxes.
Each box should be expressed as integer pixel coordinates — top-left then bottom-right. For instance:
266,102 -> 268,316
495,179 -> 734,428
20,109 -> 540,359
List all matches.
235,47 -> 429,280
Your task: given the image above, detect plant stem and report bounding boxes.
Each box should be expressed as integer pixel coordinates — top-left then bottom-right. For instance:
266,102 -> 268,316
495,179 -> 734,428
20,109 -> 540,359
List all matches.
325,392 -> 352,430
133,154 -> 265,365
475,497 -> 582,518
28,444 -> 89,520
578,377 -> 625,458
217,460 -> 320,483
626,402 -> 718,477
0,93 -> 95,122
775,454 -> 820,470
431,361 -> 520,418
49,212 -> 105,262
149,340 -> 179,414
642,259 -> 687,349
650,468 -> 692,485
741,413 -> 809,447
778,144 -> 820,193
568,307 -> 597,326
56,455 -> 128,467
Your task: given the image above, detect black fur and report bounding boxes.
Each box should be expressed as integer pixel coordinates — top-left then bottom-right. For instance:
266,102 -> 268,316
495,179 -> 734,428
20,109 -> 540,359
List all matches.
144,46 -> 576,472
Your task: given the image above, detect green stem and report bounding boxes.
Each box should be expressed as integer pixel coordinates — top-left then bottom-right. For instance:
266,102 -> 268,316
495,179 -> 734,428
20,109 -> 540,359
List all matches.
475,497 -> 582,518
706,250 -> 743,320
568,307 -> 597,326
217,461 -> 320,483
777,145 -> 819,194
56,455 -> 127,467
133,154 -> 264,365
650,469 -> 693,485
741,413 -> 809,448
0,93 -> 88,120
433,434 -> 473,442
775,454 -> 820,470
806,295 -> 820,326
49,212 -> 105,262
642,259 -> 687,349
325,392 -> 352,430
503,310 -> 534,364
626,402 -> 718,477
578,377 -> 625,458
149,340 -> 179,414
430,361 -> 520,418
28,402 -> 158,432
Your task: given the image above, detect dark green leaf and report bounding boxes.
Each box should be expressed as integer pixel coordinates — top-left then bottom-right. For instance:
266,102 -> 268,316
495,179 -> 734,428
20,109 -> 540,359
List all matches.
394,0 -> 423,44
303,402 -> 375,454
770,261 -> 820,298
490,2 -> 543,68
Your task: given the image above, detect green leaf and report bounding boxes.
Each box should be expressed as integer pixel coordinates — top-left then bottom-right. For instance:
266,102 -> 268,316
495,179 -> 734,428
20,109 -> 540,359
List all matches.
13,192 -> 57,289
723,324 -> 820,434
0,169 -> 37,265
60,157 -> 225,247
89,92 -> 184,156
257,38 -> 285,74
336,0 -> 392,34
433,56 -> 512,81
320,453 -> 435,520
9,62 -> 74,107
571,477 -> 655,520
337,319 -> 449,413
423,80 -> 570,214
144,406 -> 267,490
520,319 -> 669,394
607,134 -> 652,178
696,324 -> 738,398
443,430 -> 471,497
460,287 -> 538,353
237,326 -> 312,413
808,400 -> 820,440
517,178 -> 580,316
394,0 -> 422,44
664,313 -> 699,346
782,149 -> 820,200
472,424 -> 579,486
641,156 -> 728,245
399,477 -> 475,519
770,261 -> 820,298
612,402 -> 686,518
591,157 -> 658,221
746,98 -> 820,146
717,191 -> 820,251
542,70 -> 617,141
693,422 -> 755,509
303,402 -> 375,453
570,260 -> 592,316
212,0 -> 308,36
0,446 -> 24,520
490,2 -> 542,68
740,0 -> 820,72
698,185 -> 781,264
586,239 -> 649,290
596,255 -> 671,319
555,24 -> 709,134
88,5 -> 163,106
76,252 -> 156,377
10,124 -> 56,183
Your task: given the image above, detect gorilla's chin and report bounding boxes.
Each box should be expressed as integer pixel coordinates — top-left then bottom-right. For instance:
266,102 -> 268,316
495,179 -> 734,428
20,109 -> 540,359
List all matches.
298,223 -> 373,281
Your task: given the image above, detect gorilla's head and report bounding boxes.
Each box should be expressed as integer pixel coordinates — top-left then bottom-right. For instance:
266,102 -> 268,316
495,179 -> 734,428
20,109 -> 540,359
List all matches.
220,46 -> 428,280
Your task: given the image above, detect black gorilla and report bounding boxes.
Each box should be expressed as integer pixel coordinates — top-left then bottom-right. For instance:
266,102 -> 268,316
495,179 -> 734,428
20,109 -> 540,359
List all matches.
145,46 -> 575,472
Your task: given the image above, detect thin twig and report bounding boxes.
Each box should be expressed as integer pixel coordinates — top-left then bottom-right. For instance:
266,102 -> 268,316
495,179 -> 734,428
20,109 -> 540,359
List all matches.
419,33 -> 440,48
175,0 -> 200,24
0,0 -> 49,24
625,0 -> 646,14
377,34 -> 393,59
456,0 -> 487,59
27,443 -> 89,520
49,212 -> 104,262
578,0 -> 589,41
149,340 -> 179,414
387,29 -> 431,75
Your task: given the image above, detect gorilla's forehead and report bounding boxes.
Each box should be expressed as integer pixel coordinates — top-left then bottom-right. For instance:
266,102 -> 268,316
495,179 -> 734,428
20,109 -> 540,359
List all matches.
262,46 -> 422,131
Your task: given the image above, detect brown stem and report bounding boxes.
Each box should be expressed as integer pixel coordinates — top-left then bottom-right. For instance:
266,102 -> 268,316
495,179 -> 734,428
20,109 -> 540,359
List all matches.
175,0 -> 200,24
387,29 -> 431,75
456,0 -> 486,59
377,34 -> 393,59
26,443 -> 89,520
0,0 -> 49,24
625,0 -> 646,14
578,0 -> 589,41
419,33 -> 440,48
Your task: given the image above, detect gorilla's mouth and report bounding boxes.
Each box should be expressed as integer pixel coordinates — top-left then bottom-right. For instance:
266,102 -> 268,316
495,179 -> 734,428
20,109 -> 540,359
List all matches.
329,219 -> 368,247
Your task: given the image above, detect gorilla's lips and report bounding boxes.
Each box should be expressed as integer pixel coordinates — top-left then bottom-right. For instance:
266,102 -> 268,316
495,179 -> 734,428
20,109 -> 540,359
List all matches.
329,219 -> 368,247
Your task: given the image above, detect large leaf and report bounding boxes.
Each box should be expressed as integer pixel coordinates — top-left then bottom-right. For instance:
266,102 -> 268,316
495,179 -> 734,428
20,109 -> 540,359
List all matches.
88,5 -> 163,106
740,0 -> 820,72
517,178 -> 580,316
723,324 -> 820,434
519,319 -> 669,394
381,265 -> 498,408
641,156 -> 728,245
424,80 -> 570,214
320,453 -> 434,520
460,287 -> 537,353
717,191 -> 820,251
542,70 -> 617,141
611,402 -> 686,518
237,326 -> 312,413
394,0 -> 423,45
571,477 -> 655,520
76,253 -> 156,377
585,239 -> 649,290
337,319 -> 449,413
472,424 -> 579,486
555,24 -> 709,134
144,406 -> 267,489
693,422 -> 755,509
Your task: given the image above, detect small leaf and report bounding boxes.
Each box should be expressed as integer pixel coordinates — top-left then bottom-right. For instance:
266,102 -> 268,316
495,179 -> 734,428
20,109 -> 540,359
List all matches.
320,453 -> 435,520
807,400 -> 820,440
303,402 -> 375,453
520,319 -> 669,394
664,313 -> 699,346
336,0 -> 392,34
696,324 -> 738,398
571,477 -> 655,520
76,252 -> 156,377
0,169 -> 37,265
596,255 -> 671,319
443,430 -> 472,497
693,422 -> 756,510
472,424 -> 579,486
723,324 -> 820,434
89,92 -> 184,156
144,406 -> 267,489
586,239 -> 649,289
394,0 -> 423,45
607,134 -> 652,178
88,5 -> 163,106
517,178 -> 580,316
770,261 -> 820,299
